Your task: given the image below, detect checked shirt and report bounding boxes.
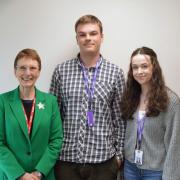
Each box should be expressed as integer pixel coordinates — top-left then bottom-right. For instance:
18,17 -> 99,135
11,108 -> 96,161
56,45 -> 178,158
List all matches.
50,56 -> 126,163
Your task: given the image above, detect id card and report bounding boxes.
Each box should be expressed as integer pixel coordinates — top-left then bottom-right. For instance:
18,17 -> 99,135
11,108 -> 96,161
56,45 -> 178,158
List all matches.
134,149 -> 143,165
87,110 -> 94,127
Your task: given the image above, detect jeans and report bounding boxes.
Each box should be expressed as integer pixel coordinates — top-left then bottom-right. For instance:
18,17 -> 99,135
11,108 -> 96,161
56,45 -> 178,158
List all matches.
124,159 -> 162,180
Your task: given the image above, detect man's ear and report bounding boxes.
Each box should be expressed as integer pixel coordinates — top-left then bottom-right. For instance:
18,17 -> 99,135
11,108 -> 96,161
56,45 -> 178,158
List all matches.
101,33 -> 104,43
76,35 -> 79,45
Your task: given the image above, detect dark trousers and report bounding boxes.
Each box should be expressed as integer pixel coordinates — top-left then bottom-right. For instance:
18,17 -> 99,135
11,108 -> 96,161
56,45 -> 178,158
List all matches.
55,157 -> 118,180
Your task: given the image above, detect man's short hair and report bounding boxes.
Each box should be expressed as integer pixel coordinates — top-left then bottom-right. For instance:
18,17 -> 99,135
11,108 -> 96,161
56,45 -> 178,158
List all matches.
75,14 -> 103,33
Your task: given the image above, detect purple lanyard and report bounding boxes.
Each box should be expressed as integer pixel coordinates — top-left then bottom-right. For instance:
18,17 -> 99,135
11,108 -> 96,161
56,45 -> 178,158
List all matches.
137,115 -> 145,149
81,59 -> 101,110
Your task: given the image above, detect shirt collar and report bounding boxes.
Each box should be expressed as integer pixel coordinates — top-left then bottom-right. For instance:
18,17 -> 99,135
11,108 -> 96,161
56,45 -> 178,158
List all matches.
76,53 -> 103,69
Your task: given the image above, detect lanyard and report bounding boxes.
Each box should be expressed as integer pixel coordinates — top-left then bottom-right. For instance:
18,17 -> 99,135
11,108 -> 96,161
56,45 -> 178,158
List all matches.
137,115 -> 145,149
22,98 -> 35,135
81,59 -> 101,110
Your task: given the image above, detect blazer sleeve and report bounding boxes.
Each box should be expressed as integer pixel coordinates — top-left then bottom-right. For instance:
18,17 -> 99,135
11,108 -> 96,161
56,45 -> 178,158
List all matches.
0,95 -> 25,179
34,96 -> 63,177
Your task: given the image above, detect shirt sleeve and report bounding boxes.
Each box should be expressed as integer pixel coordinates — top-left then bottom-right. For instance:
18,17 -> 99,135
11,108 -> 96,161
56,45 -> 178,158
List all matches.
49,65 -> 62,107
111,68 -> 126,160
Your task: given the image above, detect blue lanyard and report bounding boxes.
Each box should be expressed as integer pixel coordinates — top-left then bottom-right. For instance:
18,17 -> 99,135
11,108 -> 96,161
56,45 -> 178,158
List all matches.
137,115 -> 146,149
80,58 -> 101,110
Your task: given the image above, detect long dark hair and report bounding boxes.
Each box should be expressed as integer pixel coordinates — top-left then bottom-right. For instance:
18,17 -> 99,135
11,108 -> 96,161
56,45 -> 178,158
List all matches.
120,47 -> 169,120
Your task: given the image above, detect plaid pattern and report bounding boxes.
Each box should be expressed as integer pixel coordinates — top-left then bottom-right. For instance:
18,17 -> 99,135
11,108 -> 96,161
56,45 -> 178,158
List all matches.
50,56 -> 126,163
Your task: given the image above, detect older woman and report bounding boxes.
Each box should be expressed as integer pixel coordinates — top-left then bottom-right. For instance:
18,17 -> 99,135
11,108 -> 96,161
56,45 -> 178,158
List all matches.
121,47 -> 180,180
0,49 -> 63,180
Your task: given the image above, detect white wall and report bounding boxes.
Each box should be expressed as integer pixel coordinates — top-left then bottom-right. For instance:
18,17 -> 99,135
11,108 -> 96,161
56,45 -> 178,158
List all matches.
1,0 -> 180,96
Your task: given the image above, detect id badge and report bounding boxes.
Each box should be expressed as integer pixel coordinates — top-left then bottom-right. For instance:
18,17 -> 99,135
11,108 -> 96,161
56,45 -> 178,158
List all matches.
134,149 -> 143,165
87,110 -> 94,127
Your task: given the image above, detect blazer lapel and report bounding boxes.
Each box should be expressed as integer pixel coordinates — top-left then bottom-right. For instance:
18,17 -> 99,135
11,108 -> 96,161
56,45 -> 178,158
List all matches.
31,88 -> 45,140
9,88 -> 29,140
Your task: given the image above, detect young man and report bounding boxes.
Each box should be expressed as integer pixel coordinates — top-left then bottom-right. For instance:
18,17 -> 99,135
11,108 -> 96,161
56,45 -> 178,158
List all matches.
50,15 -> 125,180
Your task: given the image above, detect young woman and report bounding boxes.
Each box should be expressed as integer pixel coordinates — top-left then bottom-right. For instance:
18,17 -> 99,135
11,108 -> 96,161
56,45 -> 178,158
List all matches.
121,47 -> 180,180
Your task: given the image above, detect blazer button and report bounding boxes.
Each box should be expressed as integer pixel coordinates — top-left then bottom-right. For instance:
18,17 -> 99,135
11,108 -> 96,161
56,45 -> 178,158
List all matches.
27,152 -> 31,155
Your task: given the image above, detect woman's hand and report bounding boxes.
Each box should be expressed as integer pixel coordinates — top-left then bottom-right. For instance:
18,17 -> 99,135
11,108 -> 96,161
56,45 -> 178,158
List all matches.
19,172 -> 39,180
31,171 -> 42,180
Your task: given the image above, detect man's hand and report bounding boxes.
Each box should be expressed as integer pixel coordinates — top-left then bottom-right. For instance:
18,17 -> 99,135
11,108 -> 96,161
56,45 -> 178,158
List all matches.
116,159 -> 122,169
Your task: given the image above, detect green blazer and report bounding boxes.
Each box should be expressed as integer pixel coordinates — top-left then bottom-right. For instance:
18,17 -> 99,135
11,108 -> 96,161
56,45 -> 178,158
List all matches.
0,87 -> 63,180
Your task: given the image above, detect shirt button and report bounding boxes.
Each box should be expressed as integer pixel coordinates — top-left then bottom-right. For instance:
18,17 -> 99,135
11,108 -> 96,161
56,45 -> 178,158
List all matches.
27,152 -> 31,155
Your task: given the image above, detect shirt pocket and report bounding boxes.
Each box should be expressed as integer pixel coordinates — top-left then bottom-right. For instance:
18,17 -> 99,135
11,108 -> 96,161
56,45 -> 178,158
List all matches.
61,80 -> 84,103
93,81 -> 114,104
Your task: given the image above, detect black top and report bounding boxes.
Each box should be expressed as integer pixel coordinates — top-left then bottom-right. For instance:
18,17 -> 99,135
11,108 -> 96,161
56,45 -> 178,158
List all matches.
21,99 -> 33,120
